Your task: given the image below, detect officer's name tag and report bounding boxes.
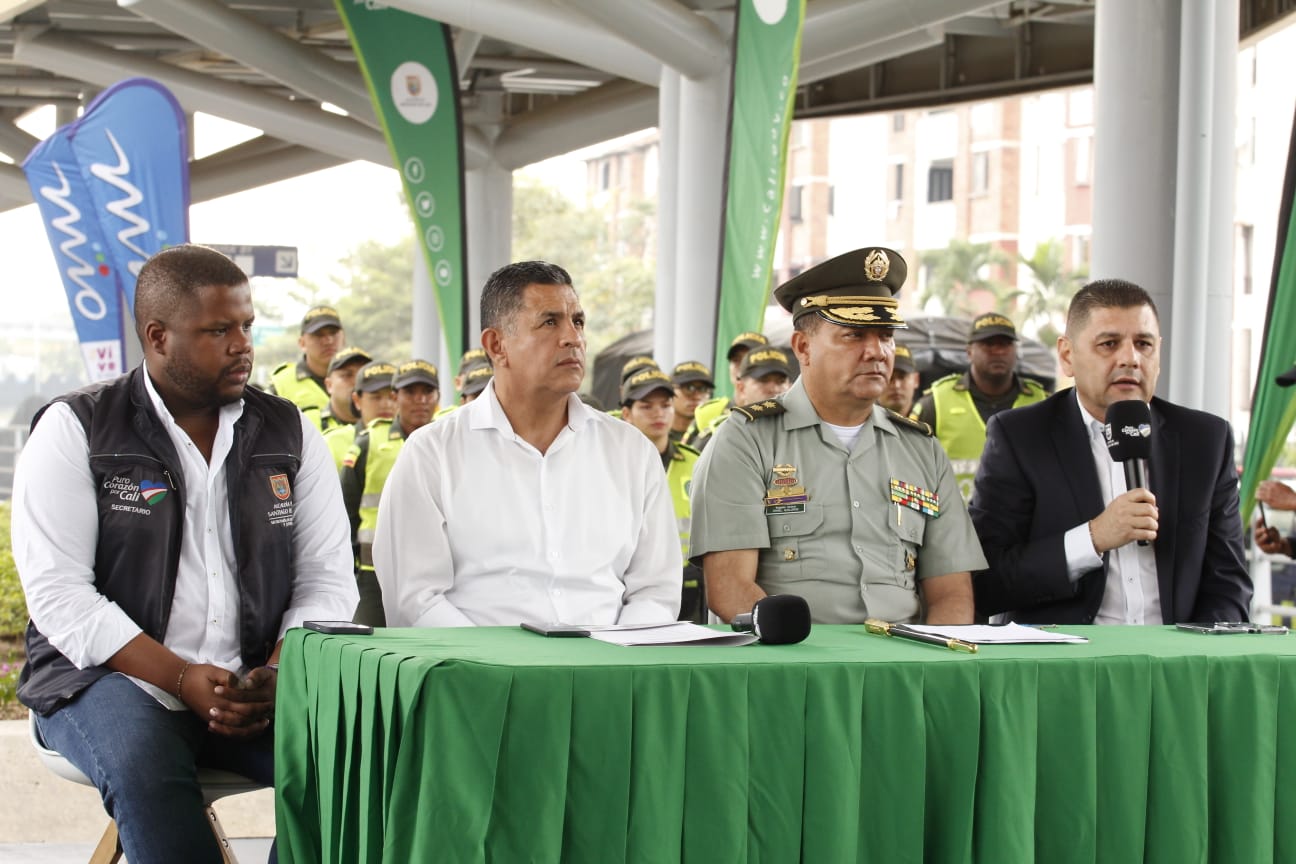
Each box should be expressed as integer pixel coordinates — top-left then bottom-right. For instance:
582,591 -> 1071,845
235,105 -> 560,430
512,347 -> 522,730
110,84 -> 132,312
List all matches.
765,502 -> 805,515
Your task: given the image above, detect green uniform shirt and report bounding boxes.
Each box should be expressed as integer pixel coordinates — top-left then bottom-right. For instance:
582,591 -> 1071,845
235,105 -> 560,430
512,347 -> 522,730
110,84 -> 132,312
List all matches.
269,358 -> 328,413
689,379 -> 987,625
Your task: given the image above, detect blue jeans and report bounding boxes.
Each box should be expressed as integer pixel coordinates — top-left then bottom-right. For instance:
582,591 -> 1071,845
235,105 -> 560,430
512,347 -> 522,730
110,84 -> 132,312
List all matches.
34,672 -> 277,864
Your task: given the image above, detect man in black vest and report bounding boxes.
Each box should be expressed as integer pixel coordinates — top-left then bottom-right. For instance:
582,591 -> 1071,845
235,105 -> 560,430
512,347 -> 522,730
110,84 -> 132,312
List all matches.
12,244 -> 357,863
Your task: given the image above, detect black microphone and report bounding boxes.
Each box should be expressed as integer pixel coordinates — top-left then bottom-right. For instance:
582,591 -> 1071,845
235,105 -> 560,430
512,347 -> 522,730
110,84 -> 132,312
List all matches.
1103,399 -> 1153,546
731,594 -> 811,645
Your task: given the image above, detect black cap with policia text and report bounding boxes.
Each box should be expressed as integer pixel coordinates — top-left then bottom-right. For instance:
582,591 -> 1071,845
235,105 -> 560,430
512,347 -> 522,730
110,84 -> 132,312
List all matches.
893,344 -> 917,374
354,361 -> 396,393
968,312 -> 1018,342
301,305 -> 342,334
773,247 -> 908,328
621,368 -> 675,405
327,346 -> 372,374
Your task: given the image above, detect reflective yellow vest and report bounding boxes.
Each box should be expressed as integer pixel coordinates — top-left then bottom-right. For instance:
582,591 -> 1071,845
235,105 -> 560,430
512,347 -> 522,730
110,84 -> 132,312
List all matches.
665,442 -> 700,560
269,359 -> 328,413
929,373 -> 1047,500
322,422 -> 359,471
682,397 -> 730,447
350,418 -> 408,571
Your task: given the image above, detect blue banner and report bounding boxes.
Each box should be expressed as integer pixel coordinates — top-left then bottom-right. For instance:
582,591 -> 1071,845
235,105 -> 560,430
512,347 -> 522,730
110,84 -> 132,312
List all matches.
23,77 -> 190,382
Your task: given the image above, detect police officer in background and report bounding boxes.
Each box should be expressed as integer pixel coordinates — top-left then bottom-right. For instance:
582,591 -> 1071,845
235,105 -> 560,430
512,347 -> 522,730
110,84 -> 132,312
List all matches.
690,347 -> 793,452
435,350 -> 492,419
910,312 -> 1047,500
340,359 -> 439,625
621,367 -> 704,622
323,360 -> 396,469
303,346 -> 371,434
690,247 -> 983,626
609,356 -> 661,420
670,361 -> 714,444
683,332 -> 769,446
459,363 -> 494,404
879,344 -> 920,417
269,305 -> 346,411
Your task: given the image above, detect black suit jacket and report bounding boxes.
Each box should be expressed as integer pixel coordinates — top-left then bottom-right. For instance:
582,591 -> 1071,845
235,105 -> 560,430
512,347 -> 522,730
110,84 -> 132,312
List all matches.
969,389 -> 1251,624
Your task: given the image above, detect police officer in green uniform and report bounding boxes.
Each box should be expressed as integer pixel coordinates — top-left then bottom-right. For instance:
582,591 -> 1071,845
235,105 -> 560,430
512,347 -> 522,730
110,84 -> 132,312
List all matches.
435,350 -> 493,419
269,305 -> 345,411
620,367 -> 704,622
682,332 -> 768,447
690,347 -> 793,453
323,360 -> 395,469
303,346 -> 371,434
670,361 -> 714,444
690,247 -> 985,626
340,359 -> 439,625
608,355 -> 660,420
879,344 -> 920,417
910,312 -> 1048,501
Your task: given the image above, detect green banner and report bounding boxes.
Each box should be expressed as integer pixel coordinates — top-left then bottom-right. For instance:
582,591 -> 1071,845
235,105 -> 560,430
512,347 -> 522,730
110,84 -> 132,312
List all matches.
1241,105 -> 1296,521
334,1 -> 468,363
713,0 -> 805,397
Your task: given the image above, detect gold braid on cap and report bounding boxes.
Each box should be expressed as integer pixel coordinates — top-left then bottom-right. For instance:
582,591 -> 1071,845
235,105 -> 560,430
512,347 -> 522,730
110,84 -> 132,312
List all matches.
801,295 -> 899,309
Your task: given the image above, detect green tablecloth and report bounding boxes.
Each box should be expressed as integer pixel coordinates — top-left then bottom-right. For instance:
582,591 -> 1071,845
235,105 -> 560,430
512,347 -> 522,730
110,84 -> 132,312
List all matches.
274,625 -> 1296,863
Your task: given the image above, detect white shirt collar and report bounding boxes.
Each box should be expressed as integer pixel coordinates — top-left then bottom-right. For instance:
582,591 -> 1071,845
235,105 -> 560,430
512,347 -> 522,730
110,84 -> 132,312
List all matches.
469,377 -> 590,436
140,361 -> 244,433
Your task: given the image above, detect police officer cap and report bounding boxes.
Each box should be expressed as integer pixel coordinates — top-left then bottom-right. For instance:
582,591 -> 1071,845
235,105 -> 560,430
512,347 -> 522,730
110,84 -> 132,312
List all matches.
461,364 -> 494,396
671,361 -> 714,388
893,344 -> 917,374
773,247 -> 908,329
458,348 -> 489,375
394,359 -> 439,390
727,331 -> 769,362
621,368 -> 675,405
301,305 -> 342,334
327,346 -> 372,375
738,347 -> 792,381
620,355 -> 660,384
969,312 -> 1018,343
354,361 -> 396,393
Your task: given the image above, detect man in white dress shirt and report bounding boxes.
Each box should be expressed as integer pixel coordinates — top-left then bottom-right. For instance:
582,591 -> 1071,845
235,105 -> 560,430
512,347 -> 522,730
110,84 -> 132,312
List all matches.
373,260 -> 680,627
12,244 -> 358,863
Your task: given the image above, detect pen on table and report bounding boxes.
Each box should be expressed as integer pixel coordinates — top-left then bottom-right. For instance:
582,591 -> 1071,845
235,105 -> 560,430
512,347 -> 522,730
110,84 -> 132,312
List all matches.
864,618 -> 977,654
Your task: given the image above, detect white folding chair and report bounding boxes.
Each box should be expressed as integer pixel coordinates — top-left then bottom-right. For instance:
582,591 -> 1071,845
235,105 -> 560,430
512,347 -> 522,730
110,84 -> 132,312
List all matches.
28,710 -> 267,864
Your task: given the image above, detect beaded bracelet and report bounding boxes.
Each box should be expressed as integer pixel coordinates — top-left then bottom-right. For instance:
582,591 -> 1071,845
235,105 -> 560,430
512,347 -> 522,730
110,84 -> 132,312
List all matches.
176,661 -> 191,698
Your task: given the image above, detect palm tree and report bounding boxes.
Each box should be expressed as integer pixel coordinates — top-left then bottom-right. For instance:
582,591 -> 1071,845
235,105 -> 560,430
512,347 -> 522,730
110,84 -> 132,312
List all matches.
1017,239 -> 1086,345
917,239 -> 1014,317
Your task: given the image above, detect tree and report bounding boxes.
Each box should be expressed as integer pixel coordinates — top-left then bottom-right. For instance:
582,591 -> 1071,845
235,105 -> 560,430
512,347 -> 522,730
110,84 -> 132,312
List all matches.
513,180 -> 655,358
1017,238 -> 1086,346
917,239 -> 1014,317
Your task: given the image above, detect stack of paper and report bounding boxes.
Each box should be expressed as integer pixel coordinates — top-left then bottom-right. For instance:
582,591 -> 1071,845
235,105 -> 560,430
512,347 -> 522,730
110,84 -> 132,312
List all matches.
905,623 -> 1088,644
588,623 -> 758,647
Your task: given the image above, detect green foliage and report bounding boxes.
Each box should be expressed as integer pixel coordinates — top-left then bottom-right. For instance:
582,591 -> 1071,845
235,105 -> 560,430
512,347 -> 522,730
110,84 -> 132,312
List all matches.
917,239 -> 1014,317
1017,238 -> 1087,346
513,181 -> 656,358
329,236 -> 416,363
0,502 -> 28,637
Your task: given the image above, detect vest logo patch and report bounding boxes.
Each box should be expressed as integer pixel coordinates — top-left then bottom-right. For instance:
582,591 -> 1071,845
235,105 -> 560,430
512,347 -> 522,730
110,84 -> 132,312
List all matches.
103,475 -> 164,516
269,474 -> 291,501
138,480 -> 168,506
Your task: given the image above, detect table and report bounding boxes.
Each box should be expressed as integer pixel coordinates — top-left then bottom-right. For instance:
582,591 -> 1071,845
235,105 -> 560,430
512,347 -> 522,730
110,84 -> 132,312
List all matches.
274,625 -> 1296,863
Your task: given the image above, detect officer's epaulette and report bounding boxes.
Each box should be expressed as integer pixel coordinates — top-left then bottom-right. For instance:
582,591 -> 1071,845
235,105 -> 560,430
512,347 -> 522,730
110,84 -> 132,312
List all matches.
887,409 -> 932,436
272,360 -> 294,374
675,442 -> 701,459
732,400 -> 786,421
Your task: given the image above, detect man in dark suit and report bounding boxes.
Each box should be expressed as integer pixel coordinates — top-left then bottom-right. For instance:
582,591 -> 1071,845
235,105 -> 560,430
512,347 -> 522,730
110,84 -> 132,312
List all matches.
970,279 -> 1251,624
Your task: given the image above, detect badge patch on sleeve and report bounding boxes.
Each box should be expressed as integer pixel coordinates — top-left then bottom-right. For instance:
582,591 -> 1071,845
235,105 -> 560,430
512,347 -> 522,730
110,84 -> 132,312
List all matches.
889,478 -> 939,517
269,474 -> 291,501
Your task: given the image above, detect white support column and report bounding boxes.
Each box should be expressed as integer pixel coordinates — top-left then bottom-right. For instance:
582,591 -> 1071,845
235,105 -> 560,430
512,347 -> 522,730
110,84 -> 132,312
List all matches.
1203,0 -> 1238,419
1092,0 -> 1180,399
465,160 -> 513,339
672,69 -> 729,368
654,67 -> 680,366
411,243 -> 444,372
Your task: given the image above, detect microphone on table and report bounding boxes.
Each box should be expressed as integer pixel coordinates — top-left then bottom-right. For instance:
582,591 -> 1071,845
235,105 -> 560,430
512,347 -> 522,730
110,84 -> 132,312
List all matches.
1103,399 -> 1153,547
731,594 -> 811,645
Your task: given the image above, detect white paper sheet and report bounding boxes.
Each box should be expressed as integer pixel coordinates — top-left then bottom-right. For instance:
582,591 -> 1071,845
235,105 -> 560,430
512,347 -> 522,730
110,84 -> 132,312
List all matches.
905,622 -> 1088,644
588,623 -> 758,647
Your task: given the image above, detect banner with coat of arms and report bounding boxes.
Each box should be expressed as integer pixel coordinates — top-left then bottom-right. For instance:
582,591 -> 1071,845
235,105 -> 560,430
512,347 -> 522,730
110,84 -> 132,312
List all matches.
712,0 -> 806,397
334,0 -> 469,363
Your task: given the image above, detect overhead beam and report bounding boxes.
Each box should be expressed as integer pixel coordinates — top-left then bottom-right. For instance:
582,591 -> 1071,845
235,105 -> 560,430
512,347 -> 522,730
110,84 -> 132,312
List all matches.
493,79 -> 656,170
15,28 -> 392,166
191,145 -> 345,203
0,118 -> 41,162
454,28 -> 482,79
802,0 -> 1000,62
800,28 -> 945,85
557,0 -> 727,80
0,162 -> 29,203
117,0 -> 379,128
381,0 -> 663,86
